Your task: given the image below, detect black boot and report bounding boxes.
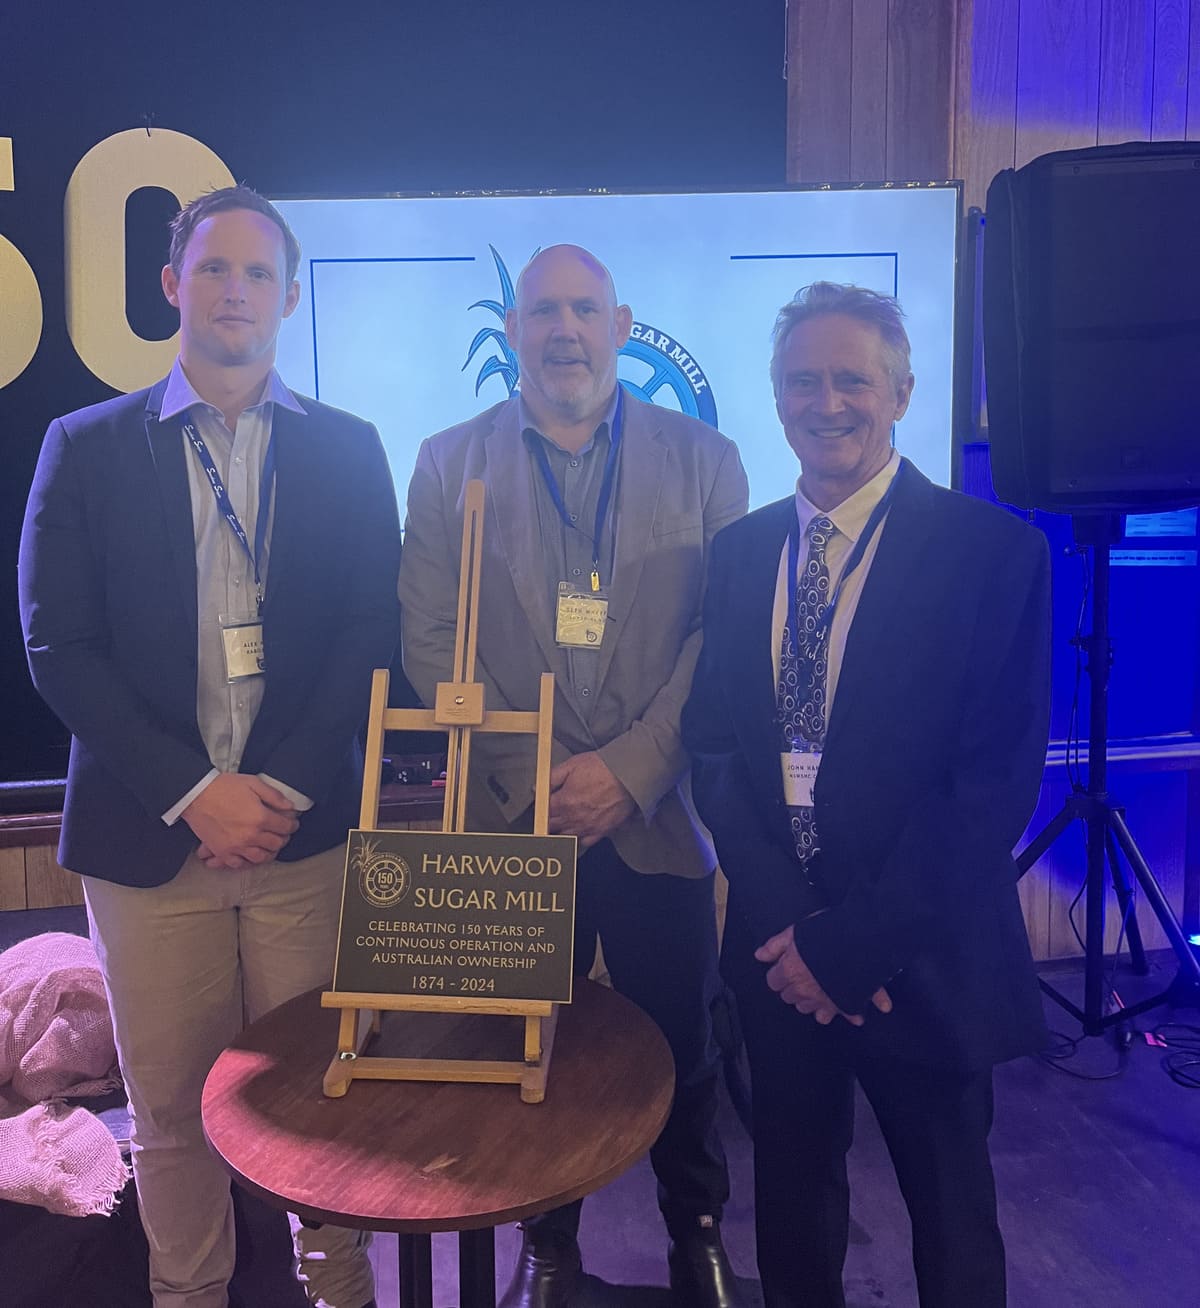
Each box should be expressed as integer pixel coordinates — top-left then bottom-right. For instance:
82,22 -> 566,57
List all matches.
497,1227 -> 582,1308
668,1218 -> 744,1308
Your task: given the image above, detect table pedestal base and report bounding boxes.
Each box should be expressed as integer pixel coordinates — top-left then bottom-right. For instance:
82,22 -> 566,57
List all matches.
398,1229 -> 495,1308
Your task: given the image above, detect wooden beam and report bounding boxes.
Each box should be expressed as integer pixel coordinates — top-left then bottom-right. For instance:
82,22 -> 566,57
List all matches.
1098,0 -> 1154,145
954,0 -> 1019,213
1014,0 -> 1103,165
1150,0 -> 1190,139
850,0 -> 890,181
786,0 -> 854,182
886,0 -> 957,180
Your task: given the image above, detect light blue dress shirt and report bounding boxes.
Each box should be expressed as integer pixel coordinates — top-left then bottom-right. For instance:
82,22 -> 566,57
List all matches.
158,358 -> 313,824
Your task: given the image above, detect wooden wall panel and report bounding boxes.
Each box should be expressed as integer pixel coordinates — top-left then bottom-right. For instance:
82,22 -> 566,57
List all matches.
790,1 -> 1200,197
1186,773 -> 1200,936
1190,0 -> 1200,136
786,0 -> 854,181
1020,772 -> 1191,961
850,0 -> 891,179
954,0 -> 1019,211
1119,773 -> 1190,955
1152,0 -> 1191,137
886,0 -> 957,178
0,847 -> 26,911
1016,779 -> 1056,961
1014,0 -> 1103,164
24,844 -> 84,909
1098,0 -> 1155,144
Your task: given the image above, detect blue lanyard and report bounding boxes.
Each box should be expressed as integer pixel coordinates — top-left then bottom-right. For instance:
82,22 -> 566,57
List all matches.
182,416 -> 276,612
528,388 -> 624,590
786,464 -> 903,655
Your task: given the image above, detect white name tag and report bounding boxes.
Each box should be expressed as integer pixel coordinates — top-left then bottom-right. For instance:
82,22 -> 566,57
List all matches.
220,617 -> 265,682
555,583 -> 608,648
781,749 -> 821,808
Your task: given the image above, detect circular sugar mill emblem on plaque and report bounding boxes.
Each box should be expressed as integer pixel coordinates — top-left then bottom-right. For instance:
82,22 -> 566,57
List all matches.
352,837 -> 412,908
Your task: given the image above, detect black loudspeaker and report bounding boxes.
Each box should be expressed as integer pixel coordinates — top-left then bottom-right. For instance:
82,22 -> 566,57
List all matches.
983,142 -> 1200,512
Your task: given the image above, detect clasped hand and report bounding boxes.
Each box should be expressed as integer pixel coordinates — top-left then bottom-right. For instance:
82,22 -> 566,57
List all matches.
182,773 -> 299,869
548,751 -> 637,851
755,924 -> 892,1026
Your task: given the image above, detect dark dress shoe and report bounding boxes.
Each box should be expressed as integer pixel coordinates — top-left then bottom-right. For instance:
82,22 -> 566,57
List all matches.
497,1232 -> 582,1308
668,1222 -> 745,1308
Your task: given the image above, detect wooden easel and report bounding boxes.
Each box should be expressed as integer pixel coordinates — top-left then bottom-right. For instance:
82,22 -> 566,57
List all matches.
321,480 -> 564,1103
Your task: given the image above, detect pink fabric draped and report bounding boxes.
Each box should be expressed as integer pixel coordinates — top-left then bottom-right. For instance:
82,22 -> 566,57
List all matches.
0,932 -> 128,1217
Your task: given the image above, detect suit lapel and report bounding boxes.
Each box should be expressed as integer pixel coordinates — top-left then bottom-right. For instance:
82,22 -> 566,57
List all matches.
483,403 -> 573,687
733,499 -> 793,802
595,394 -> 666,691
143,381 -> 199,643
263,403 -> 312,613
824,460 -> 935,758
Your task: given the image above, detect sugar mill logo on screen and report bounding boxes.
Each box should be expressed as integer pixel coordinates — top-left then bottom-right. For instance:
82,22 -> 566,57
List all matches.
462,246 -> 719,428
621,322 -> 717,426
352,836 -> 412,908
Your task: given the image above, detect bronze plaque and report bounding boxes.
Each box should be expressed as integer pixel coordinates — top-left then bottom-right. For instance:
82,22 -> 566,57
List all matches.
331,829 -> 577,1003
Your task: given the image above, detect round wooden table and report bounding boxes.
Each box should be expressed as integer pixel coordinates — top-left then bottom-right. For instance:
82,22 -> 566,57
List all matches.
202,979 -> 674,1308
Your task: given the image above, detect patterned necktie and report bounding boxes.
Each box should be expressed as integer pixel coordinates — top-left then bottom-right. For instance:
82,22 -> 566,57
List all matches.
777,514 -> 835,865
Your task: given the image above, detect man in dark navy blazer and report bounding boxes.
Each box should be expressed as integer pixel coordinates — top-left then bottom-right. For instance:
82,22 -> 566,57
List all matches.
682,283 -> 1051,1308
19,187 -> 399,1308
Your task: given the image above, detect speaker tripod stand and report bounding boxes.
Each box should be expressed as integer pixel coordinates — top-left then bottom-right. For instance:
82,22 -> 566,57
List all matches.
1018,515 -> 1200,1036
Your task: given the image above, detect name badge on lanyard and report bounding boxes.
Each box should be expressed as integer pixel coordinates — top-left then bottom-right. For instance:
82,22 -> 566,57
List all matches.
183,415 -> 275,684
531,390 -> 624,651
220,616 -> 266,681
555,582 -> 609,647
781,746 -> 821,808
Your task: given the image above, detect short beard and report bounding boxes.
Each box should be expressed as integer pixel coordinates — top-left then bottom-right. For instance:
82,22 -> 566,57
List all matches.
539,362 -> 614,424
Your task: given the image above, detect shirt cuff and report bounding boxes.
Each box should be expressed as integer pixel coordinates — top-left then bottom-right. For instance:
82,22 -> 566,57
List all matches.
163,769 -> 219,826
258,773 -> 314,812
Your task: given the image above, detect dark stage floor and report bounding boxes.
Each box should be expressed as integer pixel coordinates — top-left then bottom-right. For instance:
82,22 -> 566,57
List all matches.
367,951 -> 1200,1308
3,907 -> 1198,1306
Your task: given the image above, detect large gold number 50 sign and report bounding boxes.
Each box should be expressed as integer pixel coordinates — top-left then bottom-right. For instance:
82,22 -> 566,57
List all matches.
1,129 -> 234,393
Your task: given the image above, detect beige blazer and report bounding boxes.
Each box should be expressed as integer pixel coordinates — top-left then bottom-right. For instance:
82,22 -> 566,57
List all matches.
398,391 -> 748,877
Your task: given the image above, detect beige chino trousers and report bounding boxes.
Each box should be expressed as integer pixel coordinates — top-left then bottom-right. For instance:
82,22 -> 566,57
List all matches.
83,846 -> 373,1308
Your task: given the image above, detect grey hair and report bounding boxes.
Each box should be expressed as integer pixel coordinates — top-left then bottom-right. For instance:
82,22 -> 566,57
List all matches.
770,282 -> 912,397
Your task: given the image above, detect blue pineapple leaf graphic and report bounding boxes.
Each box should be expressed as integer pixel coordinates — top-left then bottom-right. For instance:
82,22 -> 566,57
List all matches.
466,298 -> 507,318
473,354 -> 518,395
464,325 -> 510,366
461,245 -> 538,399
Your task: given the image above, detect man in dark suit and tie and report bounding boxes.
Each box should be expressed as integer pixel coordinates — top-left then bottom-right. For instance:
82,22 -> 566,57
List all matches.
19,186 -> 400,1308
682,282 -> 1051,1308
400,245 -> 748,1307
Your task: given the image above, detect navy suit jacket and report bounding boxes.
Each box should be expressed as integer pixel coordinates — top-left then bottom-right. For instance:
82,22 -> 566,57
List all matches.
19,378 -> 402,887
682,460 -> 1051,1070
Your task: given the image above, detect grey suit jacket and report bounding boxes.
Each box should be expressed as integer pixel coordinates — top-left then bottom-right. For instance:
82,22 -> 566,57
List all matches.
398,390 -> 748,877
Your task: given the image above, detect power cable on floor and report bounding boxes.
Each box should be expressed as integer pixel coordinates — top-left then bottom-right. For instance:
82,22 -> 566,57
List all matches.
1151,1022 -> 1200,1089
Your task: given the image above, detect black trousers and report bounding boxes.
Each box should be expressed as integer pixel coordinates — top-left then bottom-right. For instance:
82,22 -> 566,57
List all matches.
728,922 -> 1005,1308
528,839 -> 730,1240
